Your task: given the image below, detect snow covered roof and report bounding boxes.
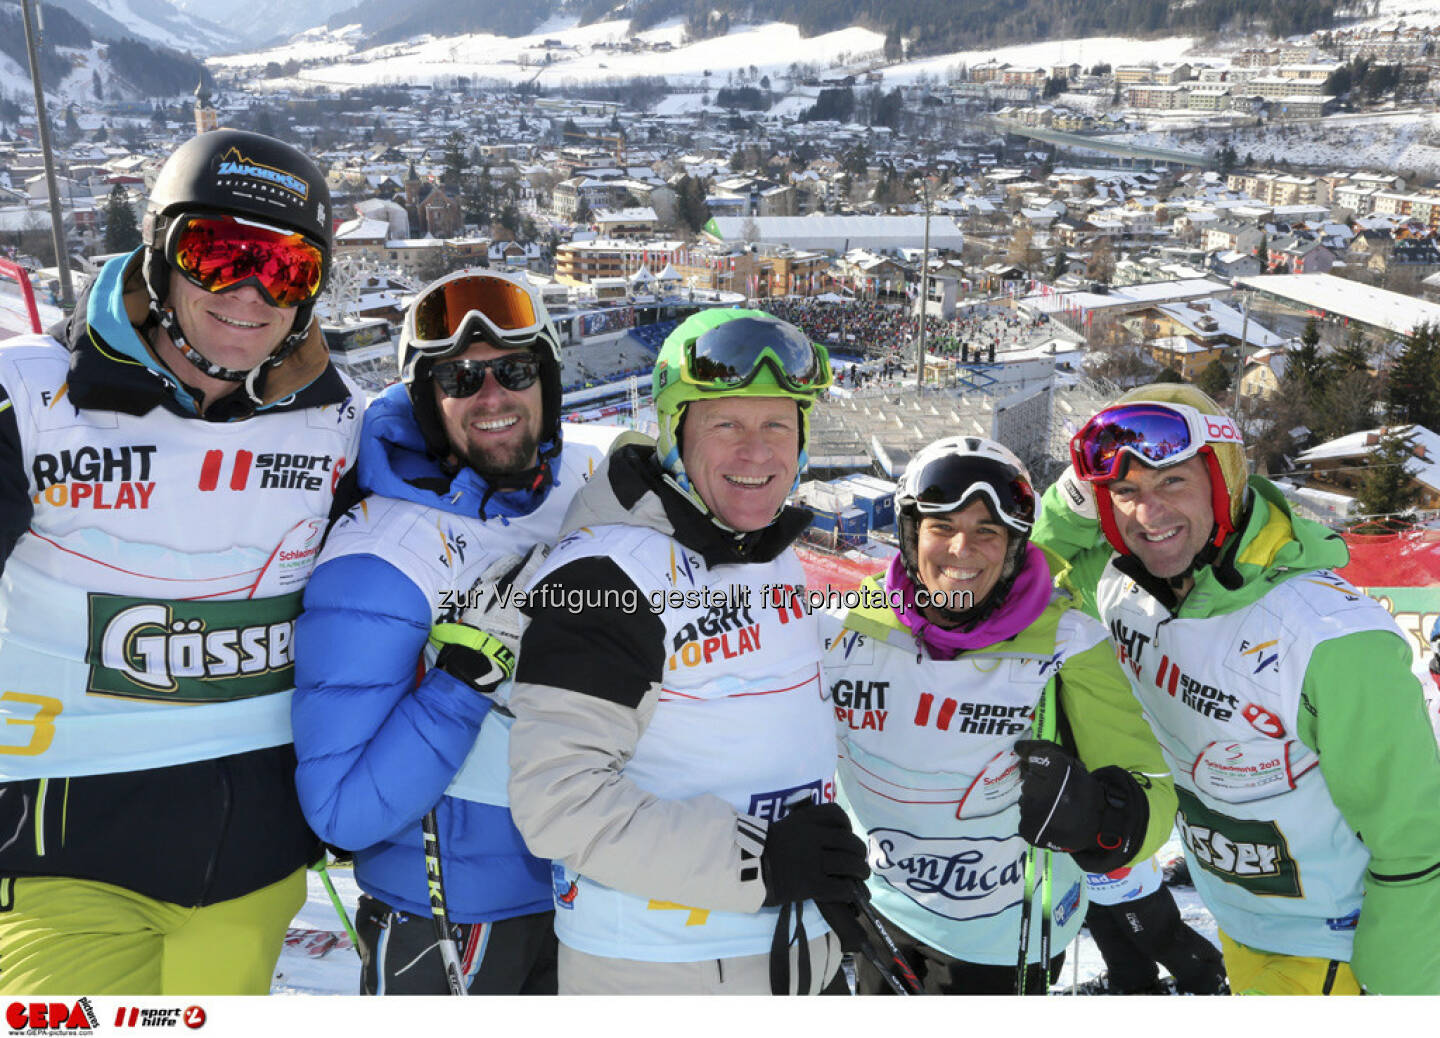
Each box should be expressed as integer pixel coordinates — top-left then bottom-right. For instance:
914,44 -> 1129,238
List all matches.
335,217 -> 390,242
1295,425 -> 1440,494
710,215 -> 964,253
1236,273 -> 1440,338
1048,278 -> 1229,313
1157,299 -> 1288,348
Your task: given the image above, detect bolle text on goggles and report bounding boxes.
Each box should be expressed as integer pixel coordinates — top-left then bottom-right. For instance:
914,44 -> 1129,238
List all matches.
1069,401 -> 1243,484
431,353 -> 542,398
406,270 -> 548,356
167,213 -> 325,308
906,454 -> 1036,533
682,317 -> 833,396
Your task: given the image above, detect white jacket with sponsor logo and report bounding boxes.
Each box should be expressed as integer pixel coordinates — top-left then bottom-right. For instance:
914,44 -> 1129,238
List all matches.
1097,565 -> 1389,961
507,444 -> 837,964
0,337 -> 361,777
820,586 -> 1106,965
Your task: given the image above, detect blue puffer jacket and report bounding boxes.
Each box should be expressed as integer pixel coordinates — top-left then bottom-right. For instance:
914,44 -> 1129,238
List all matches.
292,385 -> 615,921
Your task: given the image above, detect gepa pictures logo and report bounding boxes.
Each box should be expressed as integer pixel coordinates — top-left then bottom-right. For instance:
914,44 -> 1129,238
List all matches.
6,999 -> 98,1034
214,146 -> 309,201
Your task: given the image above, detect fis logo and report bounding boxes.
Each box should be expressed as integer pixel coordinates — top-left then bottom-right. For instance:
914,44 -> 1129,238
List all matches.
6,999 -> 98,1033
1238,637 -> 1281,675
215,146 -> 309,200
85,592 -> 303,702
824,628 -> 866,658
1302,574 -> 1362,603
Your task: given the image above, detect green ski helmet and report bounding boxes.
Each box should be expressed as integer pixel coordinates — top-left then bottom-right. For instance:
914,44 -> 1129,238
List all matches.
653,308 -> 832,514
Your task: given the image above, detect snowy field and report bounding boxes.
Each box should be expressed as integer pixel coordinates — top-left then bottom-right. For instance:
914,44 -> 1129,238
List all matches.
207,17 -> 1204,96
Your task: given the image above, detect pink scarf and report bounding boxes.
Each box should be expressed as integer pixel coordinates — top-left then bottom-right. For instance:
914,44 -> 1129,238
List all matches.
884,543 -> 1052,659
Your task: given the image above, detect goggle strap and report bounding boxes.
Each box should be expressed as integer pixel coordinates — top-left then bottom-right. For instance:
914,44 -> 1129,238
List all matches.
1094,484 -> 1131,557
1201,447 -> 1236,548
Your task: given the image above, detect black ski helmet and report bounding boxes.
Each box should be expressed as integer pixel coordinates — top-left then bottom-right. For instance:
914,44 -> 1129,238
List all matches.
141,129 -> 333,391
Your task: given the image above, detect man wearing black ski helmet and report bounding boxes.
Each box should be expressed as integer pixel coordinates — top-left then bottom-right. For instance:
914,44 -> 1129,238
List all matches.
140,128 -> 333,408
0,129 -> 360,995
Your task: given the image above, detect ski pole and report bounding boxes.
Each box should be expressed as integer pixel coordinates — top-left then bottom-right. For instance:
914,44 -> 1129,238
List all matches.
1018,673 -> 1058,995
311,854 -> 361,957
421,809 -> 468,996
1037,848 -> 1053,996
1016,845 -> 1037,994
852,882 -> 922,994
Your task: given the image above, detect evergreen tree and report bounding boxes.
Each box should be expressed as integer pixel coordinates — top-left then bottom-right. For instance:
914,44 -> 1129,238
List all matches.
1286,317 -> 1330,400
1386,321 -> 1440,429
1330,332 -> 1371,377
1355,427 -> 1421,518
666,175 -> 708,235
441,131 -> 466,190
1196,358 -> 1232,398
103,185 -> 141,253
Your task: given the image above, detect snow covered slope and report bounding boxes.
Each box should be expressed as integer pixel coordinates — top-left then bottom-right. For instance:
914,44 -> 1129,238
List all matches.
46,0 -> 239,54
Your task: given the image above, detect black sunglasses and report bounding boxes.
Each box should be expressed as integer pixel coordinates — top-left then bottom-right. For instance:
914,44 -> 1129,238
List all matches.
431,354 -> 541,398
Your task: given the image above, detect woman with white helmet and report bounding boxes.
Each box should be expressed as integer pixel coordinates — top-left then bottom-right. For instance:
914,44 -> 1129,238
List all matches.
819,435 -> 1177,993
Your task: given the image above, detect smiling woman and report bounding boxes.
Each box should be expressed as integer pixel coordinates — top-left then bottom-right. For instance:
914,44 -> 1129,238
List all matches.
817,433 -> 1178,994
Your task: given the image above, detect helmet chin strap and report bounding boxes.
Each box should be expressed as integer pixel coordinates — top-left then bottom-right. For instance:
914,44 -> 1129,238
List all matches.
150,300 -> 309,407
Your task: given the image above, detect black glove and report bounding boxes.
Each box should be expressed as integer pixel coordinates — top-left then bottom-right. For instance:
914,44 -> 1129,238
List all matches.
760,801 -> 870,908
816,897 -> 868,954
1015,739 -> 1148,873
429,625 -> 515,699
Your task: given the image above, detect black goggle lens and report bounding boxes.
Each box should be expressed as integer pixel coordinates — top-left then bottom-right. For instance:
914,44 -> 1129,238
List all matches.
431,354 -> 541,398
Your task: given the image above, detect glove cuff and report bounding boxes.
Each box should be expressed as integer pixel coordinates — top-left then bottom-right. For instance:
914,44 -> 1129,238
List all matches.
1070,766 -> 1147,873
433,635 -> 514,694
1057,468 -> 1098,522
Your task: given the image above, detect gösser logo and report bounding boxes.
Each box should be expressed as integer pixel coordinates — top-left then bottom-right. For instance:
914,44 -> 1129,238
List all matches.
85,591 -> 303,702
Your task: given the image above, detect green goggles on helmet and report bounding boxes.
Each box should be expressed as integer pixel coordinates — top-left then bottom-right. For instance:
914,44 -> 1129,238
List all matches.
679,317 -> 833,396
